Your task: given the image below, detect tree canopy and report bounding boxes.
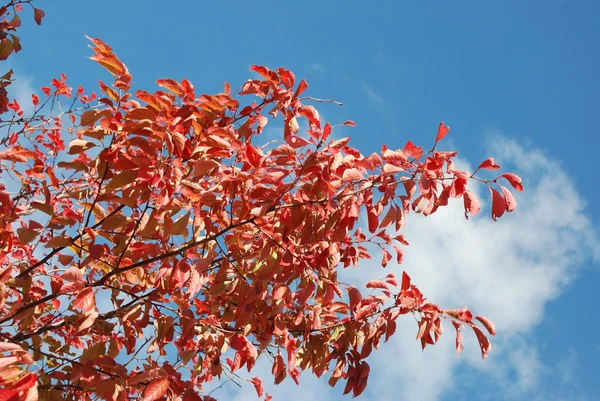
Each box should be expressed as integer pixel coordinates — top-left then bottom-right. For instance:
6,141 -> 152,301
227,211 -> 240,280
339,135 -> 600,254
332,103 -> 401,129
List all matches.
0,3 -> 523,400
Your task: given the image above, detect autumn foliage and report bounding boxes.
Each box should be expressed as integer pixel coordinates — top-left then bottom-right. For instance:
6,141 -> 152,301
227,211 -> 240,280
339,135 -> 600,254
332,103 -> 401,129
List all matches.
0,3 -> 524,401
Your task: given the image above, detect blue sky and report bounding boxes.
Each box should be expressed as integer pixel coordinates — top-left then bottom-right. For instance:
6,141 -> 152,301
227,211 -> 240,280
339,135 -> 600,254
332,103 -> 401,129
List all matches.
7,0 -> 600,400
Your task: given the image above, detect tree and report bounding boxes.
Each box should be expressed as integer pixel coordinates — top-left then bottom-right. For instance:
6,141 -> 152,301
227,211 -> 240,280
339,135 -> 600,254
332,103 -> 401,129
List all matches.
0,3 -> 524,400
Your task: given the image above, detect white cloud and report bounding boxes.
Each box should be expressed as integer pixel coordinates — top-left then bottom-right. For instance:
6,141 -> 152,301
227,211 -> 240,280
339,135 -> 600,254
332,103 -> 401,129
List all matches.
9,71 -> 36,115
357,134 -> 597,401
222,133 -> 598,401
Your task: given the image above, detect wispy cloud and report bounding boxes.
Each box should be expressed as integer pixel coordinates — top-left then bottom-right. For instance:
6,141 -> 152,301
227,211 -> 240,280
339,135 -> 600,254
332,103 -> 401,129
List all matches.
359,81 -> 384,104
374,48 -> 386,64
310,62 -> 326,74
557,348 -> 579,385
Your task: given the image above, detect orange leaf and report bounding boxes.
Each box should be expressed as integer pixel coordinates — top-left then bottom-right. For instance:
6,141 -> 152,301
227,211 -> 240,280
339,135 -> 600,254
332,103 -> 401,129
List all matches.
0,146 -> 35,162
80,110 -> 98,126
156,79 -> 184,97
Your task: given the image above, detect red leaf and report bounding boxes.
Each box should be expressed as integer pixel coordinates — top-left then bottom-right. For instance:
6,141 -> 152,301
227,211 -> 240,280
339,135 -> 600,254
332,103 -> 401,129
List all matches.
436,121 -> 450,142
294,79 -> 309,97
379,205 -> 397,229
298,105 -> 321,128
285,135 -> 310,149
501,173 -> 524,192
500,185 -> 517,212
276,68 -> 295,89
452,321 -> 464,356
245,144 -> 263,169
10,373 -> 36,391
477,158 -> 500,170
0,388 -> 18,401
475,316 -> 496,336
342,168 -> 363,182
72,287 -> 96,313
249,377 -> 264,398
343,120 -> 356,126
382,147 -> 407,163
348,286 -> 362,310
385,273 -> 398,287
250,65 -> 279,85
382,164 -> 404,174
449,176 -> 467,198
33,8 -> 45,25
367,210 -> 378,233
404,180 -> 416,198
365,280 -> 389,290
143,377 -> 169,401
352,361 -> 370,397
381,249 -> 392,267
489,187 -> 507,221
393,245 -> 404,264
471,325 -> 492,359
401,271 -> 411,291
463,190 -> 480,220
